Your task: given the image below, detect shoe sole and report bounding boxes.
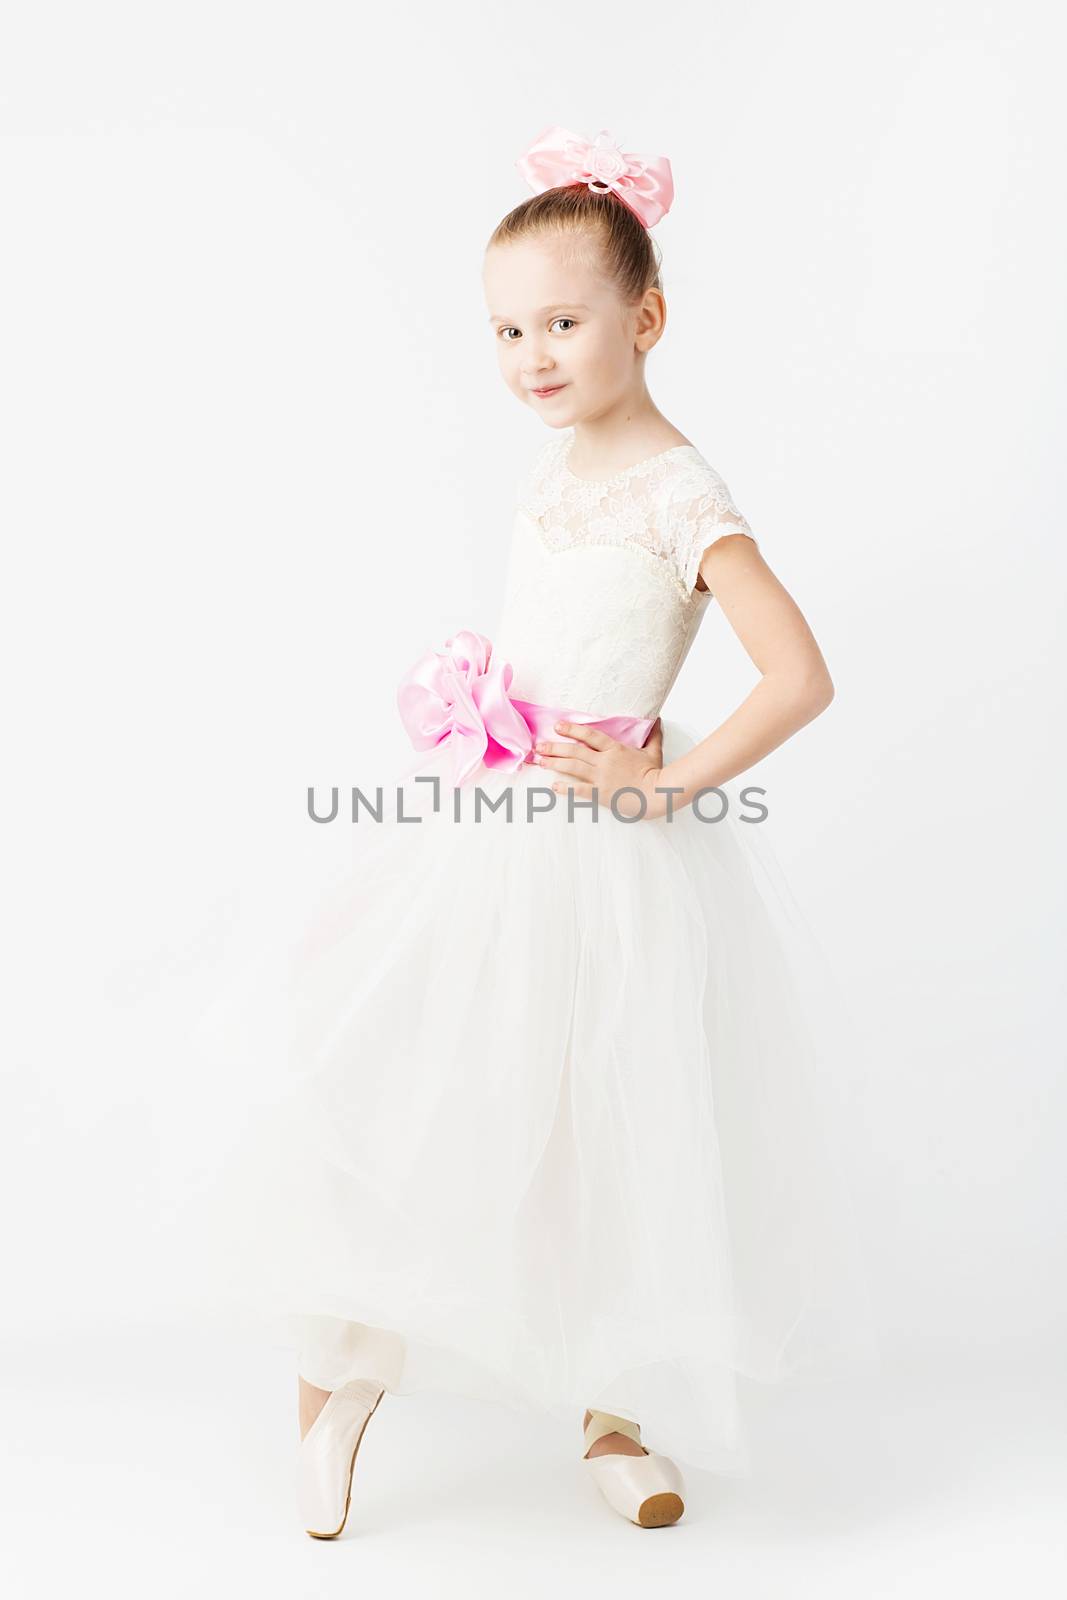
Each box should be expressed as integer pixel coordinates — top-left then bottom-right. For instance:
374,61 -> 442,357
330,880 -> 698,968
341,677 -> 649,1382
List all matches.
636,1491 -> 685,1527
305,1386 -> 385,1540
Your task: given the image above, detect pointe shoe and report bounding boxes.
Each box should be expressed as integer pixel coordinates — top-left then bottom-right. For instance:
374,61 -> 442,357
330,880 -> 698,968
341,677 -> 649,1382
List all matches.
581,1408 -> 686,1528
297,1377 -> 385,1538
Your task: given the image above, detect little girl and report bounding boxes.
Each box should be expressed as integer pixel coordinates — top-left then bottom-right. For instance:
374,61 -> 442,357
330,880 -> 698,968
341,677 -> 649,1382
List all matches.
263,125 -> 877,1535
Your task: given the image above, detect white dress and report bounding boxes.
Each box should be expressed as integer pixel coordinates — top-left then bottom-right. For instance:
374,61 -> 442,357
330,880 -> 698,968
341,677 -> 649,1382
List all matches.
221,429 -> 879,1475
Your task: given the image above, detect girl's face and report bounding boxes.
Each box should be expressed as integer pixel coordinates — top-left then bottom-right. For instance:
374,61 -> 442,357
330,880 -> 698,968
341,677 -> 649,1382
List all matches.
483,237 -> 656,426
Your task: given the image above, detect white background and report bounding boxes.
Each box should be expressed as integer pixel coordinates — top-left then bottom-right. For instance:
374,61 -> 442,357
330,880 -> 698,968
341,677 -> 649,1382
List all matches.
1,2 -> 1064,1594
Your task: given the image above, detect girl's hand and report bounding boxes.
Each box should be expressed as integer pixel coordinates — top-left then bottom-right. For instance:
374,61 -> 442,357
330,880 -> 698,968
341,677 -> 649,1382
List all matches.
531,717 -> 671,821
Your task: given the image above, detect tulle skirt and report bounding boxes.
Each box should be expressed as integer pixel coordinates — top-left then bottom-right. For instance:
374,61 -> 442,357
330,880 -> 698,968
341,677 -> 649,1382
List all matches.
200,719 -> 880,1474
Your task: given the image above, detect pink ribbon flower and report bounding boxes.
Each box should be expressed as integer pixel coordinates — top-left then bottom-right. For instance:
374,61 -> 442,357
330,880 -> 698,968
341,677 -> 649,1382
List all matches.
515,126 -> 674,230
396,630 -> 534,788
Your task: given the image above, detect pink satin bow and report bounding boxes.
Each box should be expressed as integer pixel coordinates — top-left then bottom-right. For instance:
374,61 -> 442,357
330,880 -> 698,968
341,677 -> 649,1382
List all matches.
396,630 -> 656,789
515,126 -> 674,230
397,630 -> 532,788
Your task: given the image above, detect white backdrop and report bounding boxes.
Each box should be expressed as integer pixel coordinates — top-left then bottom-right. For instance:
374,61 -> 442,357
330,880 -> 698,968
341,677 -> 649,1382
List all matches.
1,2 -> 1064,1588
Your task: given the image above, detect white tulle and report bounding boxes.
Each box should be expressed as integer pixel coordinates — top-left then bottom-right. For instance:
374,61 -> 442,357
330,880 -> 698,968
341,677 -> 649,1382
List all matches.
200,715 -> 880,1475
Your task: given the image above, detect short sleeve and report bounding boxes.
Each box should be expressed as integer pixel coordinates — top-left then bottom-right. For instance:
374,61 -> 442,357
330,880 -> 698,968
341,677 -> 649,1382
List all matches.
674,466 -> 758,595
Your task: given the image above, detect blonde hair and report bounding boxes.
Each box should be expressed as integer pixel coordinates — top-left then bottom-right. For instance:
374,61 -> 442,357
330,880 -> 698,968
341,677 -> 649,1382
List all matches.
487,184 -> 663,305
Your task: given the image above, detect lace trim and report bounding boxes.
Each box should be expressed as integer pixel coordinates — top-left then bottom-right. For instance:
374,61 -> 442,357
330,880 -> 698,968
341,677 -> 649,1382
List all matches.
517,431 -> 757,597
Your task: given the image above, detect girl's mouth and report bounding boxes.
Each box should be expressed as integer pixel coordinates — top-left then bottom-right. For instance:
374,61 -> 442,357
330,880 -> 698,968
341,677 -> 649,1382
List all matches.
531,384 -> 567,398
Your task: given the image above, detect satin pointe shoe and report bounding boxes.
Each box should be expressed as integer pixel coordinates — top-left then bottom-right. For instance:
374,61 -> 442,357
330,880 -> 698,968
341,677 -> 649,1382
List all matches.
581,1408 -> 686,1528
297,1377 -> 386,1539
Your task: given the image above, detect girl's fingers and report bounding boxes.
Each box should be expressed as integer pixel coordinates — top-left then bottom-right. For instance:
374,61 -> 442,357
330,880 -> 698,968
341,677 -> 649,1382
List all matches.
539,761 -> 593,782
544,721 -> 612,752
533,748 -> 594,776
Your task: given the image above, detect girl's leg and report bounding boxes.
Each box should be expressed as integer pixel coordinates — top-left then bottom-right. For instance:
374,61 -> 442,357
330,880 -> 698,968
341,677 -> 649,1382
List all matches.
299,1376 -> 332,1440
296,1314 -> 406,1436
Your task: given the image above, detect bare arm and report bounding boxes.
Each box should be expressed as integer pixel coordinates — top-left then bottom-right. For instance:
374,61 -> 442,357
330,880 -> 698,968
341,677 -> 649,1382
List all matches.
658,533 -> 834,810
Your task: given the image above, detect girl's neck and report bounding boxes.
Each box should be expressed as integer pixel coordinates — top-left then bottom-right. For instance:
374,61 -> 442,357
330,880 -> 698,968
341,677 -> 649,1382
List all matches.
566,401 -> 691,478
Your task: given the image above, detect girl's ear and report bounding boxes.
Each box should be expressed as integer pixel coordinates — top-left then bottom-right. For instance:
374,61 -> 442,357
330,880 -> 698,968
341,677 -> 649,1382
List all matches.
635,288 -> 667,352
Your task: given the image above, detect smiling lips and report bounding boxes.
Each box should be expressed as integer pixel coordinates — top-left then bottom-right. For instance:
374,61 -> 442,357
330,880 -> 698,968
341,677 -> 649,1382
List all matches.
531,383 -> 566,397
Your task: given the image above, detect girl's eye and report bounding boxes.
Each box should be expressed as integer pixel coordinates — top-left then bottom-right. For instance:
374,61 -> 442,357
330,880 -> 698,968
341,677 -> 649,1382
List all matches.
497,317 -> 577,342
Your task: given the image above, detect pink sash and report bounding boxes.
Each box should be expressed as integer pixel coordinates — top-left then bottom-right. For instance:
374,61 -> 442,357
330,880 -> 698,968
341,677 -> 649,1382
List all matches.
396,629 -> 655,788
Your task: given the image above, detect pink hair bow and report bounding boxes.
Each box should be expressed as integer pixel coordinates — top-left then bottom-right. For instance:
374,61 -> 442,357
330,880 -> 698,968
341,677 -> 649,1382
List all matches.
515,126 -> 674,230
396,629 -> 534,788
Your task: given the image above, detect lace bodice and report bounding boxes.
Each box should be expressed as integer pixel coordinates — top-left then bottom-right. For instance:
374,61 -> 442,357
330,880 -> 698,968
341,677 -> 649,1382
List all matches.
492,430 -> 758,719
